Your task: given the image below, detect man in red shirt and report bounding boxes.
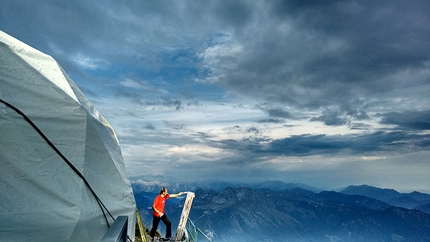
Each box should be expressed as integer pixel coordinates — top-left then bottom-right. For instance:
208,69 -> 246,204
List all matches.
150,187 -> 184,241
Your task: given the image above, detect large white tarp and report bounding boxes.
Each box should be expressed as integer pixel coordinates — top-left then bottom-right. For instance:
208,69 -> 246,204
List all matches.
0,31 -> 136,241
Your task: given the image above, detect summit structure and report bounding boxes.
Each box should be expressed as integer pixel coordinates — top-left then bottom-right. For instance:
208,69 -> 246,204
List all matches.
0,31 -> 136,241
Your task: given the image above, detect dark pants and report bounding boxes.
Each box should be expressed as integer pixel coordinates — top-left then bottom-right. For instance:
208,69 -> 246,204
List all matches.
150,214 -> 172,238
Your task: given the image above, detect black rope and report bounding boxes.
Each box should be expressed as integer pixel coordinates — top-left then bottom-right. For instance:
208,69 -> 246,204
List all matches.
0,98 -> 115,227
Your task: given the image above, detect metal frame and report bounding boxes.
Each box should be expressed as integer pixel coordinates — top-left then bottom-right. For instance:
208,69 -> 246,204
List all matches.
100,216 -> 128,242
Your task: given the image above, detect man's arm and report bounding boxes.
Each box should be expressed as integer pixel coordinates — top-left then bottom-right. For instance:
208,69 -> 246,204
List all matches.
169,191 -> 185,198
152,204 -> 162,216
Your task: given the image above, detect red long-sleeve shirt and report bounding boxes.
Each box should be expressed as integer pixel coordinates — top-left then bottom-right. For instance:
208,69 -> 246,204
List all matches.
152,194 -> 170,217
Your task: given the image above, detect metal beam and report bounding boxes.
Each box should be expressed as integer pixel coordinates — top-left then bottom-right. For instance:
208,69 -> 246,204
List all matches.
100,216 -> 128,242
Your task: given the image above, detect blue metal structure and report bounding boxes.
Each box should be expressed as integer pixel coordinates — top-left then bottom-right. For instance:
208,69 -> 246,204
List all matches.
183,218 -> 212,242
101,216 -> 129,242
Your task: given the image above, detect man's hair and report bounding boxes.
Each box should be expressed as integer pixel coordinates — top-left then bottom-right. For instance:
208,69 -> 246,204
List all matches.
160,187 -> 167,194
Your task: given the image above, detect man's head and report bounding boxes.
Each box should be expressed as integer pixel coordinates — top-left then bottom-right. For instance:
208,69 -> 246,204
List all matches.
160,187 -> 168,196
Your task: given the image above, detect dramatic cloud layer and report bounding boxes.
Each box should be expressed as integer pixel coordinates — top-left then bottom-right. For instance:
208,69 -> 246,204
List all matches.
2,0 -> 430,192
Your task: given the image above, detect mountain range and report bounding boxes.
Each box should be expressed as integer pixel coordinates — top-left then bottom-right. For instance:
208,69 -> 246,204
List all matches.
340,184 -> 430,211
132,180 -> 430,241
130,177 -> 322,193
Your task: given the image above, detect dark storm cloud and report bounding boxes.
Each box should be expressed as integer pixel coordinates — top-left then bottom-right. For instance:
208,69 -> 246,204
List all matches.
247,127 -> 260,134
257,118 -> 284,124
202,0 -> 430,113
310,108 -> 349,126
256,108 -> 293,123
0,0 -> 113,64
3,1 -> 429,113
272,0 -> 430,73
1,1 -> 214,81
143,123 -> 156,130
349,123 -> 372,131
270,134 -> 351,155
215,131 -> 430,158
266,108 -> 294,119
134,98 -> 185,110
380,110 -> 430,130
213,0 -> 254,31
309,101 -> 369,126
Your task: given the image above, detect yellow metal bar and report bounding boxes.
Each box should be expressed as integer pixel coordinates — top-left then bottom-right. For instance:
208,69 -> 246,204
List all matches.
136,208 -> 147,242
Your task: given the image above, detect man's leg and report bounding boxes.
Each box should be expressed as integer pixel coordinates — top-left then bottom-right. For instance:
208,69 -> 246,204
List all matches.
150,215 -> 161,238
160,214 -> 172,238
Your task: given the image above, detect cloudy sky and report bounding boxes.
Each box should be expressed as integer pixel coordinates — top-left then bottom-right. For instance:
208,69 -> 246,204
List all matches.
2,0 -> 430,192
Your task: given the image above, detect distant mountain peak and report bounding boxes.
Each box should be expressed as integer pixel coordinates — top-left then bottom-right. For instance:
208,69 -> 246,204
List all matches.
340,184 -> 430,212
341,184 -> 401,201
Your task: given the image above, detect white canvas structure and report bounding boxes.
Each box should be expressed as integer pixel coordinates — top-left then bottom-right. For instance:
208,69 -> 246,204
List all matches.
0,31 -> 136,241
